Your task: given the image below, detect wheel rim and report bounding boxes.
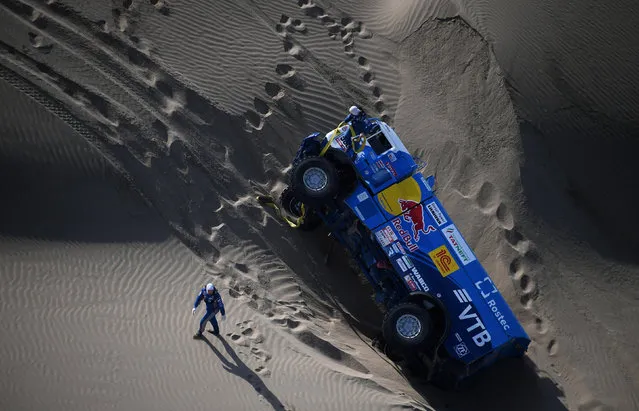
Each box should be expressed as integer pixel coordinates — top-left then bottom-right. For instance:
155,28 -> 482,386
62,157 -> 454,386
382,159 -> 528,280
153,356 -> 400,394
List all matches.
302,167 -> 328,192
396,314 -> 422,339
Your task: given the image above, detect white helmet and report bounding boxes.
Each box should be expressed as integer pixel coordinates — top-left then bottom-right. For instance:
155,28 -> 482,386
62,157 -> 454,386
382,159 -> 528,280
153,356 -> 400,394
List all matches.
349,105 -> 361,116
206,283 -> 215,292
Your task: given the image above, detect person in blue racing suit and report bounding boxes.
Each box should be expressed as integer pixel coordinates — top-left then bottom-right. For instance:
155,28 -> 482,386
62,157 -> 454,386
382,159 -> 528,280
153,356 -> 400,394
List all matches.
192,283 -> 226,338
343,105 -> 373,135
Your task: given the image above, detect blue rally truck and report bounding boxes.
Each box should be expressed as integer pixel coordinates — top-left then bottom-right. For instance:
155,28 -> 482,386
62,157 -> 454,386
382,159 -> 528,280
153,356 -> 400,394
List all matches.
268,105 -> 530,388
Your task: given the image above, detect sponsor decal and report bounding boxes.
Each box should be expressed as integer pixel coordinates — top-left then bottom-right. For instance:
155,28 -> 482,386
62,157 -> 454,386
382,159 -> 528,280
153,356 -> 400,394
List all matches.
475,277 -> 498,298
398,200 -> 436,242
454,287 -> 492,347
376,159 -> 385,170
378,177 -> 422,217
458,304 -> 492,347
401,255 -> 414,269
410,267 -> 429,291
385,162 -> 398,177
420,176 -> 432,191
442,224 -> 476,265
375,226 -> 397,247
392,218 -> 418,252
426,201 -> 447,226
336,136 -> 348,151
428,245 -> 459,277
356,191 -> 369,202
388,152 -> 397,162
455,342 -> 469,358
487,298 -> 511,331
454,333 -> 462,342
453,288 -> 472,303
475,277 -> 510,331
403,275 -> 417,291
396,257 -> 408,272
395,242 -> 405,255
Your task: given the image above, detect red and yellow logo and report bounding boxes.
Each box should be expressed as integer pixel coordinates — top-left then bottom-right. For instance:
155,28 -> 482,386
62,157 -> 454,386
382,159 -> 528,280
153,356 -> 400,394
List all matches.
377,177 -> 422,216
428,245 -> 459,277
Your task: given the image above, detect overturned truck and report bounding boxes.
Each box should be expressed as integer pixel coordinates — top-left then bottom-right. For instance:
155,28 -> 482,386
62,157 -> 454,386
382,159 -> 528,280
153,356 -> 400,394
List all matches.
264,106 -> 530,388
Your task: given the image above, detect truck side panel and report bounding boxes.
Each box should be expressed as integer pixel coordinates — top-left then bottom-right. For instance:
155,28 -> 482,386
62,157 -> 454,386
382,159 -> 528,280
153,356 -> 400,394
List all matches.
353,172 -> 529,364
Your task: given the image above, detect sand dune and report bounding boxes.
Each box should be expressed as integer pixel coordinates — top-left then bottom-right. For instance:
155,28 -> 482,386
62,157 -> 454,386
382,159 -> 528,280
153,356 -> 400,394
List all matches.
1,0 -> 638,410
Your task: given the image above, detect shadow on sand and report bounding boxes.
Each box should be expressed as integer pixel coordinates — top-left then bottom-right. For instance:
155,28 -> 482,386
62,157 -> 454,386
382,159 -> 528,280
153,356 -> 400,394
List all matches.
200,333 -> 288,411
403,356 -> 568,411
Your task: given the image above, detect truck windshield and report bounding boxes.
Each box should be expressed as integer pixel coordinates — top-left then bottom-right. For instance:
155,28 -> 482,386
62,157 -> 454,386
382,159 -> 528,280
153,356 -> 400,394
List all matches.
368,129 -> 393,155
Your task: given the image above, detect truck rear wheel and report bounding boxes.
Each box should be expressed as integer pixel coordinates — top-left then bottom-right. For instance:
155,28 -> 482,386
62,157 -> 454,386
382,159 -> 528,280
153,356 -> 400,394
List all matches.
290,156 -> 340,206
382,302 -> 433,354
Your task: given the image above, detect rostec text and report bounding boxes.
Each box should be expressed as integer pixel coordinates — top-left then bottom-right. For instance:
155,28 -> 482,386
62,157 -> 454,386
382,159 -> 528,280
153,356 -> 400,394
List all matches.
458,304 -> 492,347
487,299 -> 510,331
392,218 -> 418,252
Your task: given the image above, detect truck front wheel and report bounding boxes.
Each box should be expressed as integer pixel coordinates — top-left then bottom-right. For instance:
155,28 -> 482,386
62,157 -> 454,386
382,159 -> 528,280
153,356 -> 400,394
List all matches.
382,302 -> 434,354
290,156 -> 340,206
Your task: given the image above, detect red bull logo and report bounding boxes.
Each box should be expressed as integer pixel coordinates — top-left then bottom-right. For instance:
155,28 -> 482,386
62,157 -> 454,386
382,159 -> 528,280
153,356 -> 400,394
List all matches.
398,199 -> 436,241
392,218 -> 418,251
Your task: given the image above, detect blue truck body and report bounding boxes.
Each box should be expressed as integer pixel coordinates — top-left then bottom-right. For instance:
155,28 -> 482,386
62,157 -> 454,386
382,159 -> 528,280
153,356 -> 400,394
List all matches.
285,110 -> 531,385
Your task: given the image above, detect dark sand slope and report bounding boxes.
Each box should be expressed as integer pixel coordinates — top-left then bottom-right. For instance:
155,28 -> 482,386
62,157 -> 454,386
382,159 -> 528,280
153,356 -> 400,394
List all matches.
1,0 -> 638,410
0,76 -> 428,411
457,2 -> 639,410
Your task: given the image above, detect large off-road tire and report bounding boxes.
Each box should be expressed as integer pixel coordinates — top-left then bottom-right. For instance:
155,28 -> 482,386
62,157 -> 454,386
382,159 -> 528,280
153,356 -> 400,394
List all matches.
382,302 -> 434,355
290,156 -> 340,206
279,187 -> 321,231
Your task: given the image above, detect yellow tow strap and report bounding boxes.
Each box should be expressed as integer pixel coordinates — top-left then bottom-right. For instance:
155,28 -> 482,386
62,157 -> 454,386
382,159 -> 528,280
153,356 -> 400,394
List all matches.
257,121 -> 366,228
256,195 -> 307,228
319,122 -> 366,156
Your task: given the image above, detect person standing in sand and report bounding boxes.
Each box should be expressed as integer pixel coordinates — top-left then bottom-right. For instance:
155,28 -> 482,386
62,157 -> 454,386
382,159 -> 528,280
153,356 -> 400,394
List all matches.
192,283 -> 226,338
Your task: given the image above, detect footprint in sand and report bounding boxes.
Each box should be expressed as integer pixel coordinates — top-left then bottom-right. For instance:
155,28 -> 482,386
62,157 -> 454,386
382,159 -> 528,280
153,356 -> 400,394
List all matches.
30,10 -> 48,29
227,321 -> 272,375
149,0 -> 170,16
475,181 -> 499,212
534,316 -> 549,335
276,14 -> 307,35
243,97 -> 271,131
27,32 -> 54,54
275,64 -> 305,90
261,71 -> 304,121
356,56 -> 389,120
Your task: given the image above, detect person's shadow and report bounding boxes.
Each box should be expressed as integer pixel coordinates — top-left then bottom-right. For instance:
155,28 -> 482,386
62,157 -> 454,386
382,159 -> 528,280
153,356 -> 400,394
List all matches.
201,333 -> 289,411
